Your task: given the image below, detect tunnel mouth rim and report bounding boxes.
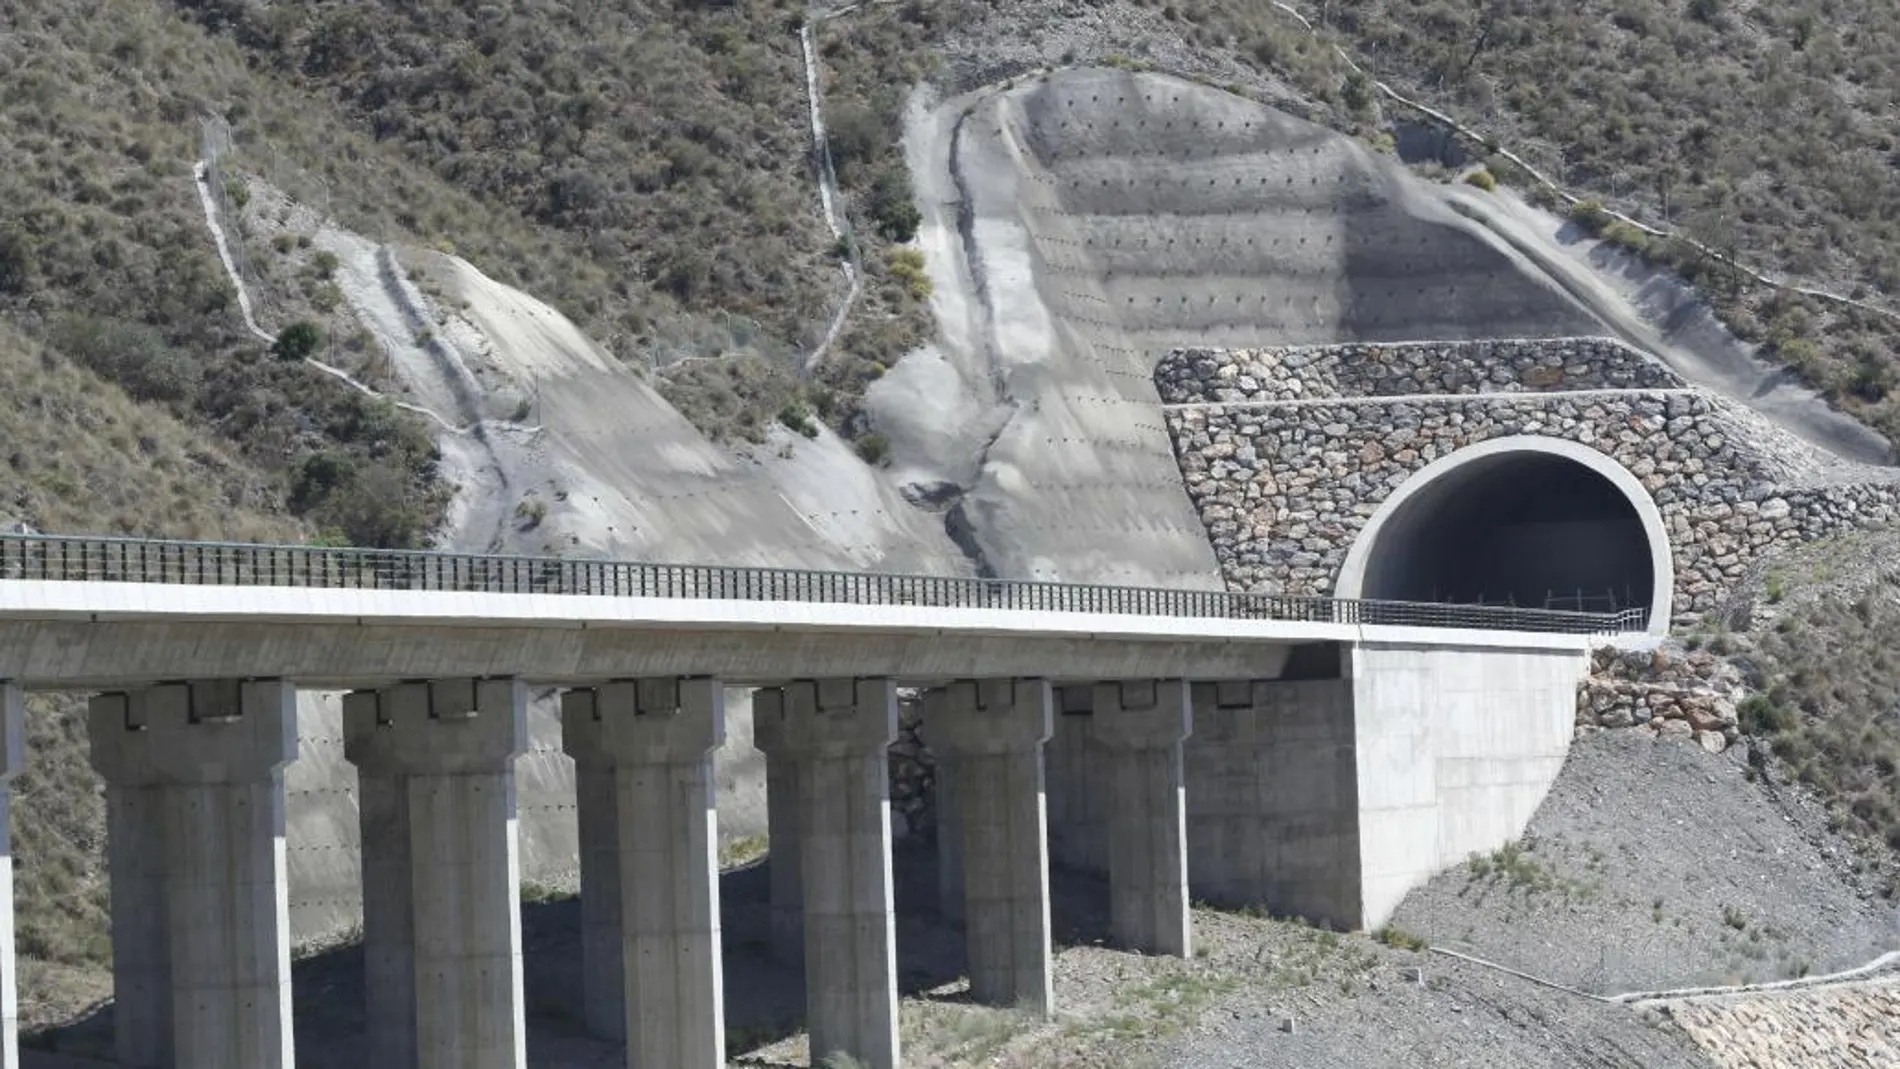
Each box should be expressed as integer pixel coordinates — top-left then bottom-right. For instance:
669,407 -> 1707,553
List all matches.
1334,436 -> 1673,634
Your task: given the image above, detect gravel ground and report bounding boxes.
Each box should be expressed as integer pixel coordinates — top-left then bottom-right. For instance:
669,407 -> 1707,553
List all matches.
1390,731 -> 1900,994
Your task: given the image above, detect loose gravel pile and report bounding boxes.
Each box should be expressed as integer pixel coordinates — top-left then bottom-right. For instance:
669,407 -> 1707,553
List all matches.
1391,731 -> 1900,994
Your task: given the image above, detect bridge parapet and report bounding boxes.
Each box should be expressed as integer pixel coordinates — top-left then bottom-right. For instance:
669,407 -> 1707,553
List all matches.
0,533 -> 1643,636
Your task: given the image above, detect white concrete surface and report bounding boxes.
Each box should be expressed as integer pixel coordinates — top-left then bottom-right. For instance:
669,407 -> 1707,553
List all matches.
562,679 -> 726,1069
923,680 -> 1054,1015
1090,680 -> 1193,957
344,679 -> 528,1069
1335,436 -> 1674,634
0,684 -> 19,1069
758,679 -> 901,1069
1352,641 -> 1589,928
87,682 -> 297,1069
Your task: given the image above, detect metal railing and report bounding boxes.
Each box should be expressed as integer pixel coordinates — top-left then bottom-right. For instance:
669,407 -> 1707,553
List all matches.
0,534 -> 1648,636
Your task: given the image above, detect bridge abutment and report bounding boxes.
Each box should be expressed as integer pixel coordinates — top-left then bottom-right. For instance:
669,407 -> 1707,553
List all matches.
562,678 -> 727,1068
87,681 -> 297,1069
343,678 -> 528,1069
1186,678 -> 1363,929
923,679 -> 1055,1016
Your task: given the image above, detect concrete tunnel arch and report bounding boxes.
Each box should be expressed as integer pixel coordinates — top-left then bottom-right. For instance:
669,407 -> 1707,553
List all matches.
1335,436 -> 1673,634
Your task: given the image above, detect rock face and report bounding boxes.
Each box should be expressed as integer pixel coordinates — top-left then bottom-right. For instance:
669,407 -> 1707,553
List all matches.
1158,338 -> 1900,623
1156,338 -> 1684,404
1575,642 -> 1744,750
1665,978 -> 1900,1069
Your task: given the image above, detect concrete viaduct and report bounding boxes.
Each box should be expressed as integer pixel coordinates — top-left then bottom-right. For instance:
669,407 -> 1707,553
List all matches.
0,534 -> 1640,1069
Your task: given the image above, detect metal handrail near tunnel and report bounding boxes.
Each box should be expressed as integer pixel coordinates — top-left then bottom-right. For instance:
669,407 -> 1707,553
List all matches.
0,533 -> 1646,635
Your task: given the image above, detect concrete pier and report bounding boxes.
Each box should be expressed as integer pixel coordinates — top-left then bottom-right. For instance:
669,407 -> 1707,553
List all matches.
923,679 -> 1054,1015
1090,680 -> 1193,957
757,678 -> 900,1069
563,678 -> 726,1068
88,680 -> 298,1069
934,754 -> 963,925
0,684 -> 22,1069
752,689 -> 805,968
344,678 -> 528,1069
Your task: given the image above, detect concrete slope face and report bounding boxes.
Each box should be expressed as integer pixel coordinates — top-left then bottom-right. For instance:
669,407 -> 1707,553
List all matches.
874,68 -> 1604,586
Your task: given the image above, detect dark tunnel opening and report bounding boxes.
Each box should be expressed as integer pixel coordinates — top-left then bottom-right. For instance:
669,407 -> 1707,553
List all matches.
1357,450 -> 1655,616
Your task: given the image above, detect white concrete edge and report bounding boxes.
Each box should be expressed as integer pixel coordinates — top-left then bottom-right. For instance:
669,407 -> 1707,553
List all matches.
0,582 -> 1607,654
0,580 -> 1359,645
1333,435 -> 1675,636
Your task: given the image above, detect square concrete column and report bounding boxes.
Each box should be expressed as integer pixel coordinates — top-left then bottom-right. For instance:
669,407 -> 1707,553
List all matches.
1090,680 -> 1192,957
752,689 -> 803,968
562,678 -> 726,1069
934,754 -> 963,925
755,679 -> 899,1069
922,679 -> 1054,1016
0,684 -> 23,1069
88,680 -> 298,1069
344,679 -> 528,1069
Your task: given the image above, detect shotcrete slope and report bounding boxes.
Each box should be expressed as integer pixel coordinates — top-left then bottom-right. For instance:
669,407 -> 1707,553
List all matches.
871,69 -> 1610,587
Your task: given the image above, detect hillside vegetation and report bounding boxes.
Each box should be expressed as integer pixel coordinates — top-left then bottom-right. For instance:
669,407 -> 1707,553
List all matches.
1160,0 -> 1900,440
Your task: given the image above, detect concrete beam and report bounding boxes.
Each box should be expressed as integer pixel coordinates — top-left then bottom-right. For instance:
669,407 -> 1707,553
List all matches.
87,681 -> 298,1069
756,679 -> 900,1069
562,678 -> 726,1069
923,679 -> 1054,1016
1090,679 -> 1192,957
0,683 -> 21,1069
344,679 -> 527,1069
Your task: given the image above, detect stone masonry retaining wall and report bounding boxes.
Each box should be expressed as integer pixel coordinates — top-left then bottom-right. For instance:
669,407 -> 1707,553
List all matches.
1158,339 -> 1900,622
1157,338 -> 1685,404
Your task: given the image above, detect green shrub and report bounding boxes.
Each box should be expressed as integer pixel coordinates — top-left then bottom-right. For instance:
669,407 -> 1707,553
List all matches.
0,228 -> 35,294
855,432 -> 890,465
272,320 -> 325,362
887,247 -> 932,301
1373,925 -> 1429,951
777,400 -> 819,438
48,316 -> 198,404
1738,694 -> 1793,736
866,165 -> 922,243
1464,168 -> 1497,191
1567,199 -> 1613,236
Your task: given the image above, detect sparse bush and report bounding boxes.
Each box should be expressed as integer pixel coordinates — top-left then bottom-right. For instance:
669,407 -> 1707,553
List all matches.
0,228 -> 36,294
48,315 -> 202,404
855,431 -> 891,466
888,247 -> 932,301
866,165 -> 922,243
1567,199 -> 1613,236
272,320 -> 324,362
1373,926 -> 1429,951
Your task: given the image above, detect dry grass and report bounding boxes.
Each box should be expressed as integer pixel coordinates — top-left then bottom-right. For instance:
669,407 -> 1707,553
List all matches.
1712,532 -> 1900,889
0,323 -> 296,541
